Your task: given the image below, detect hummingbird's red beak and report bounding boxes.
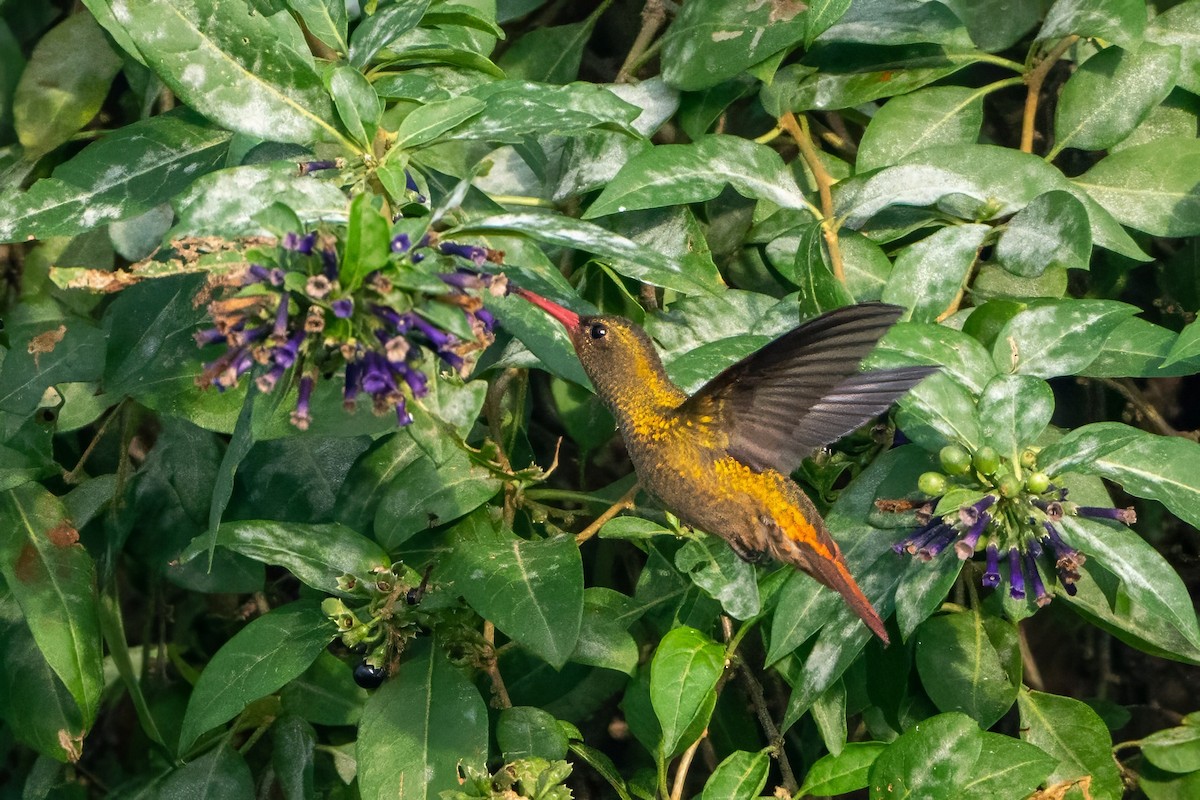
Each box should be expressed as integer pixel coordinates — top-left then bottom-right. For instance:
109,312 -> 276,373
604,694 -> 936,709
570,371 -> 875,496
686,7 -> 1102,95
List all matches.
514,287 -> 581,330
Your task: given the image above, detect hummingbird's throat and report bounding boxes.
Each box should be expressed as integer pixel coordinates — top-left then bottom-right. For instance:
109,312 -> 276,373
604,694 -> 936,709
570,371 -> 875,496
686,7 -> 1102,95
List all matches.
514,288 -> 581,330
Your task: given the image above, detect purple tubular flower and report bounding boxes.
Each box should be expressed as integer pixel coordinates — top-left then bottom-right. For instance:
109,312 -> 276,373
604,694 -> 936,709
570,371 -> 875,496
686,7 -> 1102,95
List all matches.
370,304 -> 411,332
343,362 -> 361,410
282,231 -> 317,254
958,494 -> 997,527
333,298 -> 354,318
273,329 -> 306,368
247,263 -> 286,286
1026,552 -> 1051,607
982,543 -> 1001,588
256,363 -> 286,393
402,365 -> 428,398
1076,506 -> 1137,525
298,160 -> 339,175
1042,522 -> 1085,592
916,524 -> 957,562
194,327 -> 225,347
475,308 -> 496,332
1032,499 -> 1064,521
321,246 -> 339,279
954,512 -> 990,559
411,315 -> 455,350
391,234 -> 411,253
894,520 -> 937,555
439,269 -> 485,291
291,375 -> 314,430
439,241 -> 487,266
272,294 -> 290,339
396,396 -> 414,426
226,323 -> 270,348
361,353 -> 396,395
1008,548 -> 1025,600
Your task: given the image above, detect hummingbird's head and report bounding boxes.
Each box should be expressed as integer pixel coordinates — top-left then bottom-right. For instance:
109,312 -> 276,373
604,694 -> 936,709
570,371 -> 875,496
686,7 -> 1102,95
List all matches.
514,288 -> 671,401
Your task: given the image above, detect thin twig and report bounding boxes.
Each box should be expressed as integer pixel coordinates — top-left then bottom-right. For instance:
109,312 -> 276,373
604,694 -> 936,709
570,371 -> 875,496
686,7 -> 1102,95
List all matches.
617,0 -> 668,83
575,481 -> 641,545
483,620 -> 512,709
1021,35 -> 1079,154
738,662 -> 799,794
1018,623 -> 1045,692
485,369 -> 520,525
669,732 -> 706,800
63,400 -> 124,484
779,112 -> 846,287
1099,377 -> 1190,439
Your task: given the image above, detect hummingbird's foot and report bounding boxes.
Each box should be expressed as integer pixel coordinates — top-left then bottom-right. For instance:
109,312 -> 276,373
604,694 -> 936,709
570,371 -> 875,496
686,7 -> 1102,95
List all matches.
728,538 -> 770,565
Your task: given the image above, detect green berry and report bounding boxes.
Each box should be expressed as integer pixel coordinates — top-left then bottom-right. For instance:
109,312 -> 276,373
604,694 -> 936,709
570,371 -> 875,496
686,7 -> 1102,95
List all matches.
939,444 -> 972,475
918,471 -> 948,496
1020,448 -> 1038,469
1025,471 -> 1051,494
997,474 -> 1021,498
973,446 -> 1000,476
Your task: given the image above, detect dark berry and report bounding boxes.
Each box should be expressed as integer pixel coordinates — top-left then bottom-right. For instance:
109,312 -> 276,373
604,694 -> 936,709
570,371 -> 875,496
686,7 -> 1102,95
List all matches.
354,661 -> 386,689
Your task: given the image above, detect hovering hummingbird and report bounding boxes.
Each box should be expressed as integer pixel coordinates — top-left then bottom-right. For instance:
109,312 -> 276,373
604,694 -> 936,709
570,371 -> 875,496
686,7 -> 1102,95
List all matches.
516,290 -> 935,643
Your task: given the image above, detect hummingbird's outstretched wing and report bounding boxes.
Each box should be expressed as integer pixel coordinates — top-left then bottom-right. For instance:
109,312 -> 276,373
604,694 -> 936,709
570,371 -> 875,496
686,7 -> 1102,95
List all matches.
680,302 -> 936,475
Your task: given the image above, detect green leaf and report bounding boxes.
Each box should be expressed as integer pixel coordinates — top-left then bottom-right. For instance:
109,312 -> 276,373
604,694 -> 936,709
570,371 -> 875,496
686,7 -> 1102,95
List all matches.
914,612 -> 1020,728
1036,421 -> 1145,476
179,520 -> 390,597
441,511 -> 583,669
572,589 -> 639,675
882,224 -> 988,323
699,749 -> 770,800
812,680 -> 848,755
451,80 -> 642,144
357,637 -> 487,800
280,650 -> 367,726
112,0 -> 345,146
0,315 -> 106,417
1142,724 -> 1200,774
0,108 -> 230,244
396,95 -> 485,148
340,193 -> 390,291
763,61 -> 967,116
497,707 -> 569,761
448,212 -> 721,296
1017,689 -> 1124,800
497,18 -> 595,84
348,0 -> 430,67
857,86 -> 985,172
675,534 -> 760,620
1074,138 -> 1200,237
1080,317 -> 1200,378
1037,0 -> 1146,50
0,484 -> 103,730
868,321 -> 997,395
660,0 -> 806,91
271,714 -> 317,800
894,554 -> 963,641
158,745 -> 254,799
868,712 -> 983,798
1084,432 -> 1200,531
651,626 -> 725,756
1164,320 -> 1200,368
584,135 -> 805,219
177,601 -> 334,753
287,0 -> 348,55
800,742 -> 886,797
173,162 -> 349,237
991,299 -> 1137,378
895,372 -> 984,451
13,13 -> 122,156
1147,1 -> 1200,94
977,374 -> 1054,458
960,733 -> 1057,800
940,0 -> 1043,51
995,190 -> 1092,277
329,65 -> 381,149
1053,42 -> 1179,155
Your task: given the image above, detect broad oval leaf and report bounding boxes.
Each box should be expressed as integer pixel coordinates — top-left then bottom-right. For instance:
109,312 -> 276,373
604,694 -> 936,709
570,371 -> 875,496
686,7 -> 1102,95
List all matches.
111,0 -> 344,146
1142,724 -> 1200,773
650,626 -> 725,756
995,190 -> 1092,277
857,86 -> 985,172
800,742 -> 886,797
1017,689 -> 1124,800
1036,0 -> 1146,50
158,745 -> 254,799
177,601 -> 334,753
895,372 -> 984,451
868,711 -> 983,799
699,749 -> 770,800
1082,428 -> 1200,531
914,612 -> 1021,728
867,321 -> 997,395
0,484 -> 103,730
960,732 -> 1057,800
440,511 -> 584,669
496,706 -> 569,761
178,520 -> 390,597
357,638 -> 488,800
991,299 -> 1137,378
1074,138 -> 1200,237
882,224 -> 988,323
977,374 -> 1054,457
675,534 -> 760,620
1147,1 -> 1200,94
1036,421 -> 1144,476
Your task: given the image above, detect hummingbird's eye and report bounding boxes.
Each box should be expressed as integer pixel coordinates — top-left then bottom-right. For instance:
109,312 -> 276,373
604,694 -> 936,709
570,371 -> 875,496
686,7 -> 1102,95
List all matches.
589,323 -> 608,339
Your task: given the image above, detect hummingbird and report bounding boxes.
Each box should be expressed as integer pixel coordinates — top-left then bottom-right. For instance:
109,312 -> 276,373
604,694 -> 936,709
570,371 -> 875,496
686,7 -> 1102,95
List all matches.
516,289 -> 936,643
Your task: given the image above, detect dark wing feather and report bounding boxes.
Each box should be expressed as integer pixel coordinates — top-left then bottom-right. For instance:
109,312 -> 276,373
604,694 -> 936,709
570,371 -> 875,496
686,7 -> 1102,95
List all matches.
680,302 -> 936,474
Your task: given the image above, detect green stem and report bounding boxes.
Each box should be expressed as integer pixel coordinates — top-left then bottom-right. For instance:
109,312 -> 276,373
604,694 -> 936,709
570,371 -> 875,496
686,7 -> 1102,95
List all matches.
945,51 -> 1025,73
524,488 -> 619,505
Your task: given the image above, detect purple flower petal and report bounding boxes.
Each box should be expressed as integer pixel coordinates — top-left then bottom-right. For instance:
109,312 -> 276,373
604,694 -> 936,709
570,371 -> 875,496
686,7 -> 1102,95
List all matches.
1008,548 -> 1025,600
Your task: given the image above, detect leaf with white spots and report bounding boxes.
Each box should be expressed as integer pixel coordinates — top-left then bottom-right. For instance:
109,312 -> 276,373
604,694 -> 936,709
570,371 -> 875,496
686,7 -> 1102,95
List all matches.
867,322 -> 997,395
857,86 -> 986,172
675,534 -> 760,620
660,0 -> 808,91
867,712 -> 984,798
449,80 -> 642,143
1073,138 -> 1200,237
1017,690 -> 1124,800
584,134 -> 806,219
990,299 -> 1138,378
0,110 -> 230,243
109,0 -> 346,147
1052,42 -> 1179,155
977,375 -> 1054,458
1078,431 -> 1200,531
995,190 -> 1092,277
172,162 -> 350,237
440,511 -> 583,669
1036,0 -> 1146,50
895,372 -> 984,451
882,224 -> 988,323
1146,0 -> 1200,94
357,638 -> 488,800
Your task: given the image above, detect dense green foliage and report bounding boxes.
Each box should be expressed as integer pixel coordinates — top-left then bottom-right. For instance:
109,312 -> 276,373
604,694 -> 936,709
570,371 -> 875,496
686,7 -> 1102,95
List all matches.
2,0 -> 1200,798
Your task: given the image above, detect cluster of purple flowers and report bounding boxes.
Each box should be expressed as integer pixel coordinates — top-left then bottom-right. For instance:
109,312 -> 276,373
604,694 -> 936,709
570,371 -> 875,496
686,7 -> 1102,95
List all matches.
894,486 -> 1134,605
195,228 -> 506,430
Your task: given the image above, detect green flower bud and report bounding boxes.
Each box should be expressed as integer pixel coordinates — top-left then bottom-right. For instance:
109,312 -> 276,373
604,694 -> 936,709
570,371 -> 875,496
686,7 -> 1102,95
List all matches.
918,471 -> 948,496
1025,471 -> 1051,494
997,474 -> 1021,498
973,446 -> 1000,476
939,444 -> 972,475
